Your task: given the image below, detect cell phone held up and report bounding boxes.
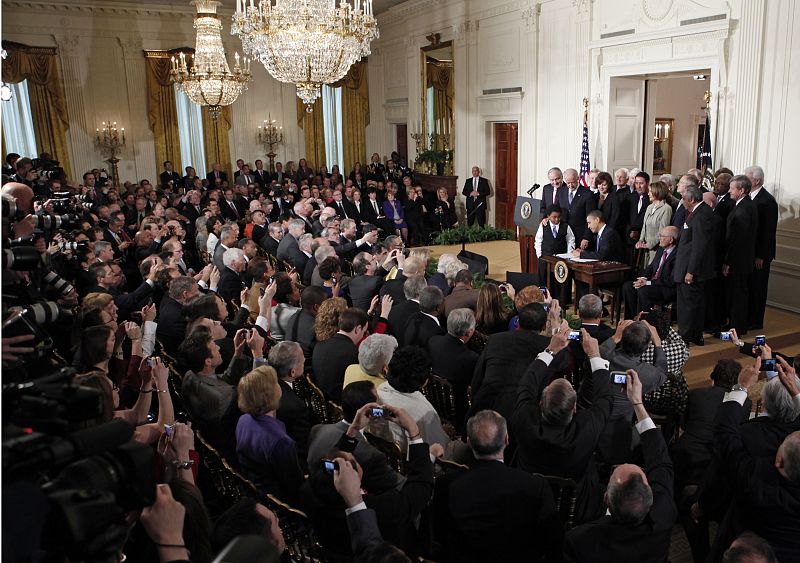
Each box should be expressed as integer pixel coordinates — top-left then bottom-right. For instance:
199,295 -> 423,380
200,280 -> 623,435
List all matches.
760,358 -> 777,372
610,371 -> 628,385
370,407 -> 385,418
567,330 -> 582,341
322,459 -> 337,475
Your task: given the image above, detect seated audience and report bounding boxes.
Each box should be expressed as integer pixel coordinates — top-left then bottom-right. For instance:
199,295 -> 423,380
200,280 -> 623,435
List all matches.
474,282 -> 512,336
312,307 -> 369,402
211,497 -> 286,556
403,286 -> 445,348
443,269 -> 480,317
387,276 -> 426,345
268,341 -> 313,456
622,225 -> 678,319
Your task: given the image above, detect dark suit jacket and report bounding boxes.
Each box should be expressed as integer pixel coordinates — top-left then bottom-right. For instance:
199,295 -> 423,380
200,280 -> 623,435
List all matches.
217,268 -> 244,303
346,508 -> 383,557
433,459 -> 562,562
156,294 -> 187,356
462,176 -> 490,209
220,198 -> 242,221
597,191 -> 622,233
349,274 -> 383,311
387,299 -> 419,345
379,273 -> 407,304
443,286 -> 480,317
252,168 -> 270,187
311,333 -> 359,402
276,234 -> 300,264
673,202 -> 716,283
540,183 -> 565,215
564,427 -> 677,563
558,186 -> 597,241
160,170 -> 181,188
671,201 -> 688,231
403,312 -> 445,349
714,193 -> 734,224
626,191 -> 651,239
470,330 -> 550,422
712,400 -> 800,561
642,246 -> 677,287
276,378 -> 312,455
90,282 -> 153,323
206,170 -> 228,185
751,188 -> 778,262
579,225 -> 624,262
724,196 -> 758,274
360,198 -> 383,225
260,235 -> 281,258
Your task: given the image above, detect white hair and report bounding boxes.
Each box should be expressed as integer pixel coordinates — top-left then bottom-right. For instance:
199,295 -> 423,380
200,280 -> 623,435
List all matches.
314,244 -> 336,262
358,333 -> 398,376
762,376 -> 800,423
745,165 -> 765,182
298,233 -> 313,252
222,247 -> 245,268
437,253 -> 458,274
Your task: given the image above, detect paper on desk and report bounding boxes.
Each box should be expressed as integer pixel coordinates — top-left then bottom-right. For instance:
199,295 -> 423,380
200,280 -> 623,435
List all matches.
554,253 -> 598,263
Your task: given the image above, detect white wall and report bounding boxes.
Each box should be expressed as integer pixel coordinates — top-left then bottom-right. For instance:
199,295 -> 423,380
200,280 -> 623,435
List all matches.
1,0 -> 303,184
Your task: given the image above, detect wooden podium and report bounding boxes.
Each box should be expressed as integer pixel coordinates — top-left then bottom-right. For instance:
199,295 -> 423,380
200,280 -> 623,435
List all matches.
514,196 -> 542,274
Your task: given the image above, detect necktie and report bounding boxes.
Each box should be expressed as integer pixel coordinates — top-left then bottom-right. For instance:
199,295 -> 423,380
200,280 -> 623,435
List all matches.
653,250 -> 669,280
473,177 -> 477,196
552,225 -> 558,238
230,201 -> 239,218
638,195 -> 643,214
597,232 -> 602,252
553,189 -> 557,205
569,190 -> 574,206
373,201 -> 379,215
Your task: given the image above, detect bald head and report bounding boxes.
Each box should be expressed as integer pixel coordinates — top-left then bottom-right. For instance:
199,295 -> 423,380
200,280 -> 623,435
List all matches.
702,191 -> 717,209
2,182 -> 34,214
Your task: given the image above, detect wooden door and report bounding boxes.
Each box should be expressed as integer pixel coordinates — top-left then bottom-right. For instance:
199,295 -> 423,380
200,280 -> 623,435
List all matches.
607,77 -> 646,171
494,122 -> 518,230
395,124 -> 408,162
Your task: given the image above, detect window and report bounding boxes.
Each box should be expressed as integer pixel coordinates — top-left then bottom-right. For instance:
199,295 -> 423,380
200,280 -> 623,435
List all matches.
174,88 -> 207,178
322,84 -> 343,169
427,86 -> 435,137
1,80 -> 38,158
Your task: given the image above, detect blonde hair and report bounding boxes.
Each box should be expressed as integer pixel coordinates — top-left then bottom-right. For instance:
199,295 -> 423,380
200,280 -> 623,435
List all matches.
514,286 -> 544,310
82,292 -> 114,314
237,366 -> 281,415
314,297 -> 348,341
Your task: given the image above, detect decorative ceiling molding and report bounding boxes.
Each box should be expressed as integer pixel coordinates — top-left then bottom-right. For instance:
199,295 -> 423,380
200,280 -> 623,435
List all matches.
3,0 -> 198,17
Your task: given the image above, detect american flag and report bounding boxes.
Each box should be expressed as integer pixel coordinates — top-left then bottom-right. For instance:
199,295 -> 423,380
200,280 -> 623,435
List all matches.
698,112 -> 714,191
579,111 -> 590,187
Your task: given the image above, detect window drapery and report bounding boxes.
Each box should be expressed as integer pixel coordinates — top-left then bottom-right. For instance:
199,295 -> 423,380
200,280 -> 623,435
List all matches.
1,41 -> 72,180
1,80 -> 39,159
175,89 -> 207,178
145,50 -> 182,177
296,96 -> 326,172
202,105 -> 232,181
322,85 -> 343,169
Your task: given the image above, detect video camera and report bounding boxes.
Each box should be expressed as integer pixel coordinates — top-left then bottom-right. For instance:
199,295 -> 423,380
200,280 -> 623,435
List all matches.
3,367 -> 155,561
31,157 -> 65,183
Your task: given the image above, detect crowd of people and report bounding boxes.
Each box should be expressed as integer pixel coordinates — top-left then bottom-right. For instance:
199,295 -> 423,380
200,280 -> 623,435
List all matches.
2,150 -> 798,563
533,165 -> 778,347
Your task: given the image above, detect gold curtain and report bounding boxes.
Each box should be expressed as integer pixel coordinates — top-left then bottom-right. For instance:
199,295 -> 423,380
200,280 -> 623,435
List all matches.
2,42 -> 73,180
332,59 -> 369,173
144,51 -> 181,174
202,105 -> 232,180
296,96 -> 326,171
426,62 -> 453,151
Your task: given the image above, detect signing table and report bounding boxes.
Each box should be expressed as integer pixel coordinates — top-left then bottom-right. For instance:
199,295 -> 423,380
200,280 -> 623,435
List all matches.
540,255 -> 633,323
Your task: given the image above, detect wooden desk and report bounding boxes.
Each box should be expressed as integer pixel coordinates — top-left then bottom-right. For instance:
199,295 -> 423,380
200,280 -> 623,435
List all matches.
415,172 -> 459,199
540,256 -> 632,316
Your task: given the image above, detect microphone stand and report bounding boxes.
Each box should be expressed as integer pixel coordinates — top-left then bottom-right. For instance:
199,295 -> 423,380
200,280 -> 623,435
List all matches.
460,201 -> 485,254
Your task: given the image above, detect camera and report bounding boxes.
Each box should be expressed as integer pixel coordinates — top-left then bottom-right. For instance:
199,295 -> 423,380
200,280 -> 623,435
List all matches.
59,239 -> 89,252
539,286 -> 548,298
755,335 -> 766,346
322,459 -> 336,474
31,157 -> 65,183
760,358 -> 777,372
2,195 -> 26,220
371,407 -> 385,418
3,245 -> 41,270
568,330 -> 582,341
720,331 -> 732,341
610,371 -> 627,384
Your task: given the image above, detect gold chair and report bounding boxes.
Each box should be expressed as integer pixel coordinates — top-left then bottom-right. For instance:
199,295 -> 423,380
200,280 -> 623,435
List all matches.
422,374 -> 458,423
199,248 -> 211,266
365,431 -> 406,475
434,458 -> 468,479
194,431 -> 257,517
301,374 -> 342,425
536,474 -> 578,530
264,494 -> 330,563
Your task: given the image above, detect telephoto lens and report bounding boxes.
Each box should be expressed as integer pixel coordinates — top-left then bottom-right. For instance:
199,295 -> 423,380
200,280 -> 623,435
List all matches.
2,246 -> 41,270
2,195 -> 25,220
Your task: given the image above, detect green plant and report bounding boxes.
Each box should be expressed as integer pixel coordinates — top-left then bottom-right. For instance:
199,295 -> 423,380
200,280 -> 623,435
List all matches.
432,224 -> 515,246
414,148 -> 452,167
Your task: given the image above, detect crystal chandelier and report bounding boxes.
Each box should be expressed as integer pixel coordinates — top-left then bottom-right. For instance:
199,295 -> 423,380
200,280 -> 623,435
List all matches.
231,0 -> 378,111
171,0 -> 252,119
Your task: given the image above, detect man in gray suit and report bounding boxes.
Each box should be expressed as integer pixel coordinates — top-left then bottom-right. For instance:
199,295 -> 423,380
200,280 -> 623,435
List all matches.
213,224 -> 238,271
276,218 -> 307,267
306,381 -> 404,494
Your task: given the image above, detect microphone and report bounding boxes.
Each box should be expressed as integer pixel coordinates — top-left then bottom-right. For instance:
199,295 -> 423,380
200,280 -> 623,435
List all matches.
526,183 -> 541,197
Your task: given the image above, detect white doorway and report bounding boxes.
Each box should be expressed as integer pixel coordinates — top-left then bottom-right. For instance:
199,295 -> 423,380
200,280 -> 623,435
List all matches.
605,70 -> 712,176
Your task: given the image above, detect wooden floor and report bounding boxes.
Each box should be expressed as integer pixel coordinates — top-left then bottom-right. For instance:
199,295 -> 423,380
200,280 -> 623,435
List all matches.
428,240 -> 800,390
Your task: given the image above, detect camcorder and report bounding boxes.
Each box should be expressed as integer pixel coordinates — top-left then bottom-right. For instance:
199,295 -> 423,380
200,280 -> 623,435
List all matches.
3,367 -> 155,561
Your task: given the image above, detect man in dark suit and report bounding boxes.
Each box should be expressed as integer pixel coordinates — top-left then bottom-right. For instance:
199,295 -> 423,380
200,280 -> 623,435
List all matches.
673,185 -> 715,345
159,160 -> 181,189
386,276 -> 426,345
443,269 -> 480,317
622,225 -> 678,319
745,166 -> 778,331
311,308 -> 369,402
712,172 -> 734,223
671,175 -> 697,235
573,209 -> 624,262
260,223 -> 283,259
156,276 -> 201,357
349,251 -> 389,311
567,294 -> 615,389
380,254 -> 424,304
625,172 -> 651,258
428,308 -> 479,427
558,168 -> 596,242
252,159 -> 269,188
87,261 -> 155,323
709,361 -> 800,562
404,286 -> 445,348
514,325 -> 615,524
269,341 -> 313,456
722,175 -> 759,335
613,168 -> 632,238
462,166 -> 490,226
219,188 -> 243,221
434,410 -> 562,562
470,303 -> 550,423
327,190 -> 354,220
540,167 -> 565,216
217,248 -> 246,303
206,162 -> 228,186
564,371 -> 677,563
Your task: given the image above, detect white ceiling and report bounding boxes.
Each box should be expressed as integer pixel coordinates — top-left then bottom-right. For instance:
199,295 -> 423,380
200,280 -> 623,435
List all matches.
62,0 -> 408,14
